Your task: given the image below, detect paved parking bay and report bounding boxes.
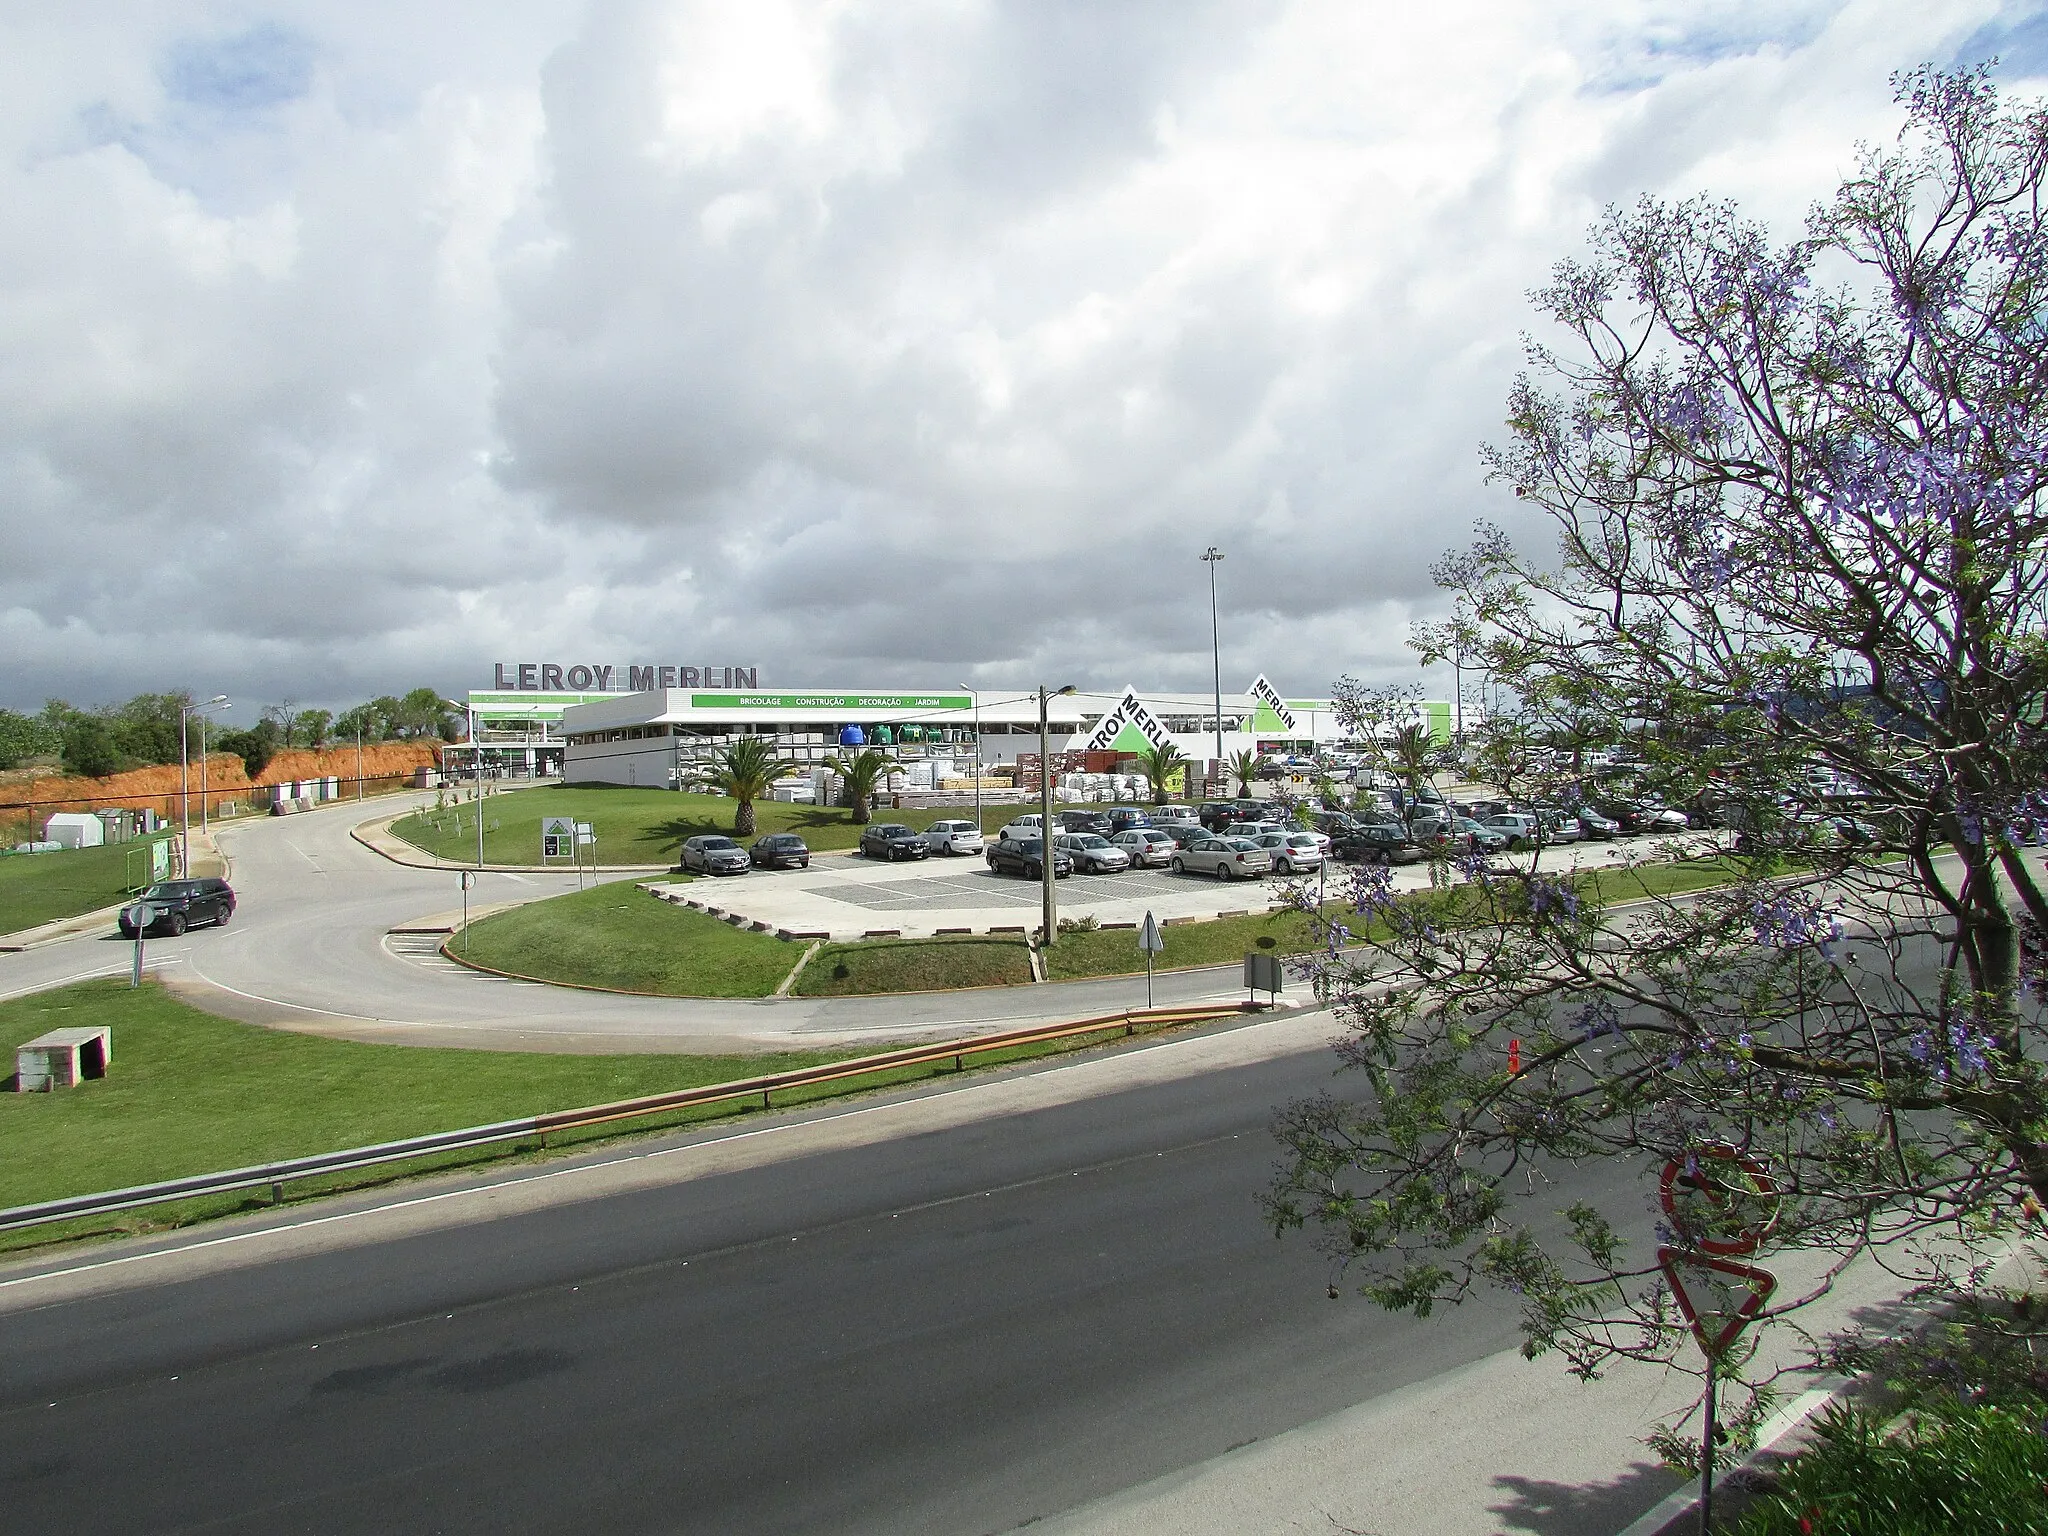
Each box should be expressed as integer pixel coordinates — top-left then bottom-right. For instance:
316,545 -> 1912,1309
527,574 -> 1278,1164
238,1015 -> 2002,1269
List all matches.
647,834 -> 1728,941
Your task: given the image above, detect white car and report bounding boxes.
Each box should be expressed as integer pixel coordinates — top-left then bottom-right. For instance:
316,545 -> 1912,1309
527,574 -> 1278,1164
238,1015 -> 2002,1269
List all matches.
1150,805 -> 1200,828
1251,832 -> 1325,874
923,818 -> 986,855
998,813 -> 1052,842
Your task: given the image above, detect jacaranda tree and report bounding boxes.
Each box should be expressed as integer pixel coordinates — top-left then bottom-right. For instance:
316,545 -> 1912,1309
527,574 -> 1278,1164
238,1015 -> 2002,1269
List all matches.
1267,65 -> 2048,1466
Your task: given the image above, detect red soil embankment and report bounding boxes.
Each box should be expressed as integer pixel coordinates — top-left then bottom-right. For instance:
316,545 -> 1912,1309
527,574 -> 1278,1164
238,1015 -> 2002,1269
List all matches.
0,742 -> 442,839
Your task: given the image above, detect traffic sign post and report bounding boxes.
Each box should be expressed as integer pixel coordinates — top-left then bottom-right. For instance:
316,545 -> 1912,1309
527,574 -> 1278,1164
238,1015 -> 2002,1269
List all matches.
1657,1148 -> 1780,1535
1138,910 -> 1165,1008
460,869 -> 474,953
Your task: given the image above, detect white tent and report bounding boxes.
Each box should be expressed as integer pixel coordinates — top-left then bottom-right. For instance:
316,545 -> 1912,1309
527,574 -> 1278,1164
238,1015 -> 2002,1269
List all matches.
42,813 -> 106,849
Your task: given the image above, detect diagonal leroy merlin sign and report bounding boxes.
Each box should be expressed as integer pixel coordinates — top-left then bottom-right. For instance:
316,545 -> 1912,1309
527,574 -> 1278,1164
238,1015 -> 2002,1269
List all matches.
689,692 -> 973,711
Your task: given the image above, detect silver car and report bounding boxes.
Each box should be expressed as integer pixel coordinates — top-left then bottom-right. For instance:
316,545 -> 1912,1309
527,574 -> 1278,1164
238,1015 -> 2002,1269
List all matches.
1252,832 -> 1324,874
923,818 -> 986,856
1111,828 -> 1179,868
1171,835 -> 1272,880
680,834 -> 751,874
1055,833 -> 1130,873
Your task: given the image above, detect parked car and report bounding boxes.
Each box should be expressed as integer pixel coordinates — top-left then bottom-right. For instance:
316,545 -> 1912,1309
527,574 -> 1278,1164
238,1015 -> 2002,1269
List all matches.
748,833 -> 811,869
1332,823 -> 1426,864
998,813 -> 1052,842
1481,813 -> 1542,849
1198,800 -> 1262,832
680,835 -> 752,875
1171,835 -> 1272,880
1426,817 -> 1509,856
1104,807 -> 1154,836
859,823 -> 930,860
119,877 -> 235,937
1057,809 -> 1114,837
923,819 -> 986,856
1151,804 -> 1200,828
1252,832 -> 1325,874
1534,809 -> 1584,844
1111,828 -> 1180,868
1572,807 -> 1622,840
1055,833 -> 1131,873
986,835 -> 1072,879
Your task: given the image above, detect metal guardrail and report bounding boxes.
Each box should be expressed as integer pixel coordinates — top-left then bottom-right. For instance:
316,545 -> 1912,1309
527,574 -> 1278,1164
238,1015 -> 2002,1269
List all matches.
0,1002 -> 1251,1234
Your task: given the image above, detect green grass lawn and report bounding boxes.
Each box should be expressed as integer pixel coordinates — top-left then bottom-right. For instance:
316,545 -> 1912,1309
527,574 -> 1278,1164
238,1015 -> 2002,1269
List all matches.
1044,909 -> 1318,980
392,785 -> 987,867
0,979 -> 854,1218
795,935 -> 1033,996
0,834 -> 175,935
0,977 -> 1215,1252
456,882 -> 801,996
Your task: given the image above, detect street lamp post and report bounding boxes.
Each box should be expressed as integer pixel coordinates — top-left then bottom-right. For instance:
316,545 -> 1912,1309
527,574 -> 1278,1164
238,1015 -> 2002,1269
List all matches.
444,698 -> 484,869
1202,547 -> 1224,796
178,696 -> 229,878
1038,683 -> 1076,949
959,684 -> 981,834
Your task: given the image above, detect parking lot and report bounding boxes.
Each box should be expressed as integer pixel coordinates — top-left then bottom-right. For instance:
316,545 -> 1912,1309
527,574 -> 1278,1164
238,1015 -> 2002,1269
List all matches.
640,830 -> 1712,941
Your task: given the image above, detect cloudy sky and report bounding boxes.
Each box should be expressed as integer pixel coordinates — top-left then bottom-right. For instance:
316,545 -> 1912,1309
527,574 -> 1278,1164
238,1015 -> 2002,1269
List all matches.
3,1 -> 2044,719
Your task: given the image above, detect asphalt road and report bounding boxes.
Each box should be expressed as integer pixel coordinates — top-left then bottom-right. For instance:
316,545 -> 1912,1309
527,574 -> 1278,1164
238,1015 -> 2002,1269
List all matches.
0,1035 -> 1603,1536
0,795 -> 1269,1050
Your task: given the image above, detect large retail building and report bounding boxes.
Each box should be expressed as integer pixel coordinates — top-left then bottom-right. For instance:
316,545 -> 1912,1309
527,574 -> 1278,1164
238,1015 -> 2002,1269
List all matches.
525,679 -> 1450,790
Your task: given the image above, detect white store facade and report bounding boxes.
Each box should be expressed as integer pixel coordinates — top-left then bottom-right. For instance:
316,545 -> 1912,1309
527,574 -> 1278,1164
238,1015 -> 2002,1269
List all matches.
552,680 -> 1451,791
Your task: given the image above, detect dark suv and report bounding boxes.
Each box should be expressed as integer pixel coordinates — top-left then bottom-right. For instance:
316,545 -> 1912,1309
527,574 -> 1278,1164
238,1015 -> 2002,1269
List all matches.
1332,823 -> 1425,865
1057,809 -> 1113,837
859,824 -> 930,860
119,878 -> 235,937
986,836 -> 1072,879
748,833 -> 811,869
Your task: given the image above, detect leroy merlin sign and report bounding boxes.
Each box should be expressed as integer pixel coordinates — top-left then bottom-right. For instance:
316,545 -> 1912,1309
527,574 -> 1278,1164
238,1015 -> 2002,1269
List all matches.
689,692 -> 973,711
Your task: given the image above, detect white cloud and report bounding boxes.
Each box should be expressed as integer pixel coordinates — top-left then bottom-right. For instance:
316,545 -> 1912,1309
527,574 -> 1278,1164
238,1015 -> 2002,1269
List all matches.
0,0 -> 2035,715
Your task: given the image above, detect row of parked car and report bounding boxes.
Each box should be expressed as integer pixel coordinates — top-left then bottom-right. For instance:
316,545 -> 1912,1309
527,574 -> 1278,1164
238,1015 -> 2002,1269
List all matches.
674,787 -> 1708,879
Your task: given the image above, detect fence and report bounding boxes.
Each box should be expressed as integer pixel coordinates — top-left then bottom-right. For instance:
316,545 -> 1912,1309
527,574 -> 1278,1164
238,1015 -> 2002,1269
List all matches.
0,1002 -> 1251,1234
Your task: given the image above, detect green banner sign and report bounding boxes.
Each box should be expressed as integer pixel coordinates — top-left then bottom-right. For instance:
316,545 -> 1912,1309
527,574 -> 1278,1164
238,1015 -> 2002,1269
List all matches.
689,693 -> 973,712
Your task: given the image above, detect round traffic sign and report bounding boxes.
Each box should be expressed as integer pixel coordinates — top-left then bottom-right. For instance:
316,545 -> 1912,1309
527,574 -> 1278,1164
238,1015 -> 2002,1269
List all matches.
1660,1146 -> 1779,1257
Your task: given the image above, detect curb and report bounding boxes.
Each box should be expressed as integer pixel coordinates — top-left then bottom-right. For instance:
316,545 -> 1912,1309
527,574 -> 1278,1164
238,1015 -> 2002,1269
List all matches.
1613,1377 -> 1851,1536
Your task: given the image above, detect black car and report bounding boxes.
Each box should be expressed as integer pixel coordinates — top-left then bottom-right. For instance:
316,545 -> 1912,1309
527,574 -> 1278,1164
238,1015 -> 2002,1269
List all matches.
1332,823 -> 1426,865
119,878 -> 235,937
1057,809 -> 1113,837
1197,800 -> 1263,832
748,833 -> 811,869
859,823 -> 930,860
985,836 -> 1073,879
680,835 -> 751,874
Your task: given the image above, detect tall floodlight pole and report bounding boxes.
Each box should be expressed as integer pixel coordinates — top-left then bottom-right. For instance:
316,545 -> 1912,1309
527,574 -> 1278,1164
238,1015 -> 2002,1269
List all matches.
177,696 -> 229,878
445,697 -> 484,869
1202,547 -> 1225,793
1038,684 -> 1076,949
959,684 -> 982,834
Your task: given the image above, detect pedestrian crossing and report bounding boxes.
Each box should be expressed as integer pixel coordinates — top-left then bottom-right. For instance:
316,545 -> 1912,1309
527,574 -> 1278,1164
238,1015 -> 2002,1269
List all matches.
381,931 -> 537,985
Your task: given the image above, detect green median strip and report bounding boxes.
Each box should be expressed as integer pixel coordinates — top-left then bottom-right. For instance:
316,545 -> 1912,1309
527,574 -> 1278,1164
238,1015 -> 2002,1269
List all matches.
794,935 -> 1032,996
453,882 -> 796,997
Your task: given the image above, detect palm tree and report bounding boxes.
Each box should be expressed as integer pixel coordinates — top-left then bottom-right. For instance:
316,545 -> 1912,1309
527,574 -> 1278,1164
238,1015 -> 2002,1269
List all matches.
1227,747 -> 1269,798
1132,741 -> 1188,805
1388,721 -> 1438,798
690,736 -> 807,836
829,748 -> 897,824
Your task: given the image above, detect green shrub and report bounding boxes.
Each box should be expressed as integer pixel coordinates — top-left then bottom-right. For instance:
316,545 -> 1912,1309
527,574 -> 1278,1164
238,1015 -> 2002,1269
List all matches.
1734,1401 -> 2048,1535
